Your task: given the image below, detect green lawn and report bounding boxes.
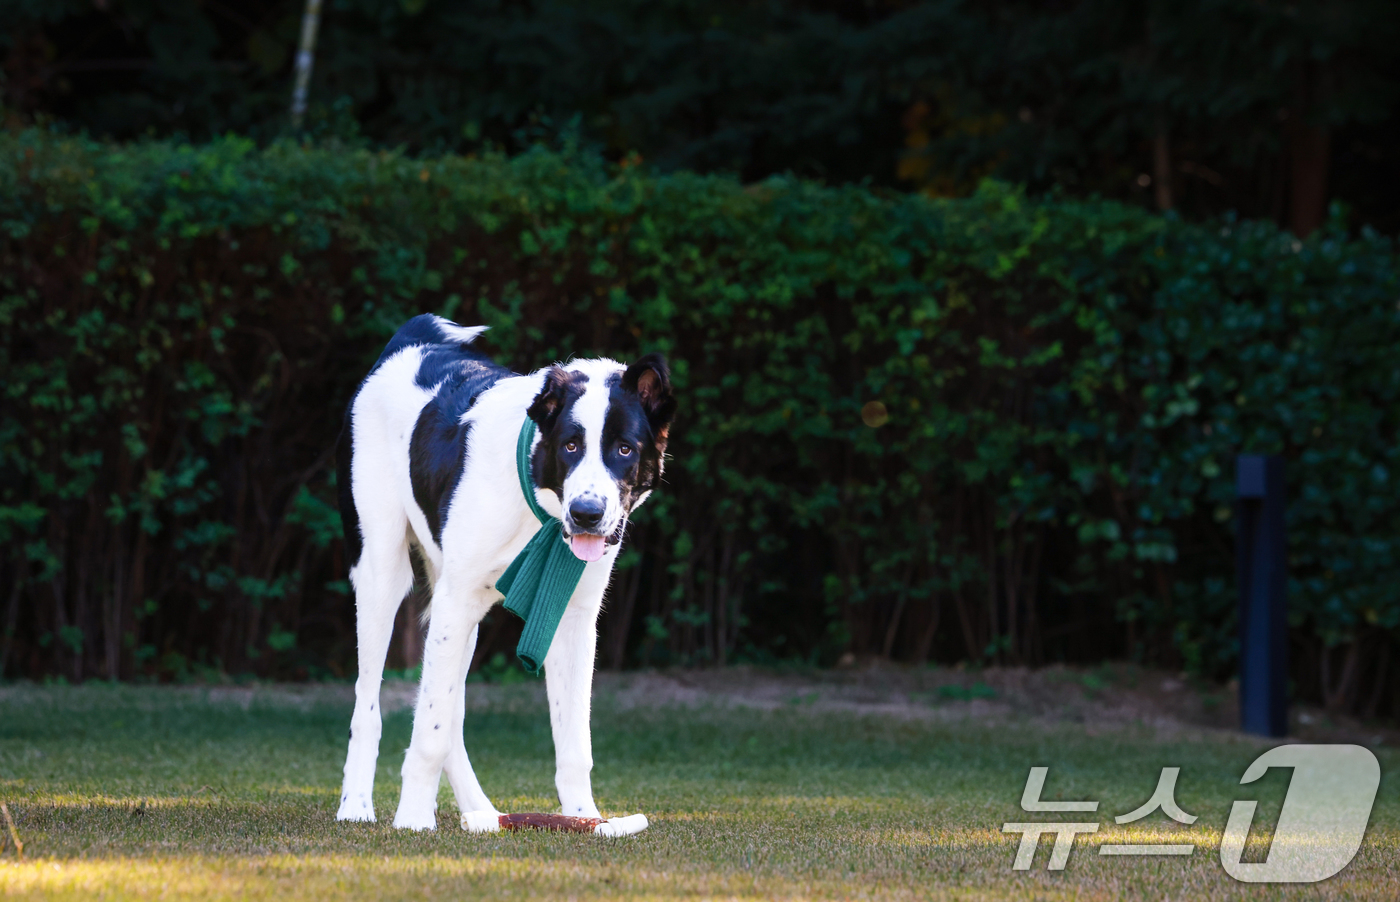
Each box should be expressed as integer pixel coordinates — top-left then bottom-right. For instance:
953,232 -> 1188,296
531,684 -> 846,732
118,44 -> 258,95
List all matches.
0,672 -> 1396,900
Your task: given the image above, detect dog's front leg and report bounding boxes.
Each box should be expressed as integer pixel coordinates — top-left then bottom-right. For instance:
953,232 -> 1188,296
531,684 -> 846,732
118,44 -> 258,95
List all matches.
543,562 -> 610,819
393,579 -> 488,831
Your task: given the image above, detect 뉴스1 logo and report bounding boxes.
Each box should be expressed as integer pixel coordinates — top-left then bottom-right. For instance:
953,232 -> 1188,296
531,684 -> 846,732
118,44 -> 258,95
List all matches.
1002,744 -> 1381,883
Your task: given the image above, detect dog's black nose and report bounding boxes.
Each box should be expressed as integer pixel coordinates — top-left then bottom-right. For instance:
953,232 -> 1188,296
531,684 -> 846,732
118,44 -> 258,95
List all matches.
568,497 -> 605,530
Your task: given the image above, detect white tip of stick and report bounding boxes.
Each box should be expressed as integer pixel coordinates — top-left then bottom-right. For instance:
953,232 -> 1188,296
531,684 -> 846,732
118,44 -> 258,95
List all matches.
594,813 -> 649,837
461,810 -> 502,833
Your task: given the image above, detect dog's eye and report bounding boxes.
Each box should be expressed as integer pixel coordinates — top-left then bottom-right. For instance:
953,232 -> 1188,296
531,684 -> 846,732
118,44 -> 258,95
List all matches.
565,441 -> 578,452
619,444 -> 632,456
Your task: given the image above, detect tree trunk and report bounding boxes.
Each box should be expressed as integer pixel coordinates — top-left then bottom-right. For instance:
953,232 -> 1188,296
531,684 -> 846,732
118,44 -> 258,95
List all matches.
1322,639 -> 1359,712
1152,117 -> 1173,211
289,0 -> 325,129
606,546 -> 643,670
913,592 -> 941,665
1287,64 -> 1331,238
1364,638 -> 1391,719
399,591 -> 423,671
0,576 -> 22,679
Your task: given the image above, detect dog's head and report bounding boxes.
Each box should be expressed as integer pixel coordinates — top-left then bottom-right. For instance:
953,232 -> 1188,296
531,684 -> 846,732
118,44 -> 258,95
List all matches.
527,354 -> 676,562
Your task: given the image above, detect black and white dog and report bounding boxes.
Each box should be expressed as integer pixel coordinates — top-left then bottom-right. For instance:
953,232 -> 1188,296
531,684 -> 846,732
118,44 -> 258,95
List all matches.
334,314 -> 674,831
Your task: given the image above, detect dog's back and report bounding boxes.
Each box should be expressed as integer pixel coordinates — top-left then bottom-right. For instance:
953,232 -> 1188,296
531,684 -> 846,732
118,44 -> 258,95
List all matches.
336,314 -> 510,573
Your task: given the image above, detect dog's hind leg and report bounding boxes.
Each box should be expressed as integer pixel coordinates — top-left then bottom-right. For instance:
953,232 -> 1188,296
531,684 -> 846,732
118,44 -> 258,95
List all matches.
442,624 -> 497,816
394,580 -> 493,830
337,522 -> 415,822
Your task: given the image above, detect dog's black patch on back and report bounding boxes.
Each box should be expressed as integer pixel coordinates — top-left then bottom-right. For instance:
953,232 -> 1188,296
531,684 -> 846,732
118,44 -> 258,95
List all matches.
343,314 -> 510,556
416,343 -> 486,390
409,403 -> 470,546
409,352 -> 512,545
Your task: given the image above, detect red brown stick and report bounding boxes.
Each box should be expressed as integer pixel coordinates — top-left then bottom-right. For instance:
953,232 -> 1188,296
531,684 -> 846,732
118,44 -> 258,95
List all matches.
498,813 -> 604,833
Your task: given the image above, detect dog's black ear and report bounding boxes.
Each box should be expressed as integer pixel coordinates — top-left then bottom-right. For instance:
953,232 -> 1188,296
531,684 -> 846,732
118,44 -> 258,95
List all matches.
623,353 -> 676,448
527,366 -> 572,429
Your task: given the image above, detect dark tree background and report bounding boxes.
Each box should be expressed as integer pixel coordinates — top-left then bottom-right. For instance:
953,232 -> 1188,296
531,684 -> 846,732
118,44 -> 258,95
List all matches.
4,0 -> 1399,234
3,1 -> 1400,706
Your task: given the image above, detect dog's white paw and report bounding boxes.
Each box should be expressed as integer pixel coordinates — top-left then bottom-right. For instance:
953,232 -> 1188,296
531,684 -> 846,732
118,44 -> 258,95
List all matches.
393,774 -> 444,831
336,794 -> 375,822
461,810 -> 502,833
392,804 -> 438,831
594,813 -> 648,837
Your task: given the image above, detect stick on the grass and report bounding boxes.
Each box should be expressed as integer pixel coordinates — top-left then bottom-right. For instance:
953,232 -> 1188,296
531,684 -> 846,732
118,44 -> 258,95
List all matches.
462,810 -> 649,837
498,813 -> 603,832
0,802 -> 22,860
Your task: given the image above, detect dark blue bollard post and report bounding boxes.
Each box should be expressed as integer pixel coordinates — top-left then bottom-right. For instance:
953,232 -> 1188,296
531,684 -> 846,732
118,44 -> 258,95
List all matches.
1236,454 -> 1288,737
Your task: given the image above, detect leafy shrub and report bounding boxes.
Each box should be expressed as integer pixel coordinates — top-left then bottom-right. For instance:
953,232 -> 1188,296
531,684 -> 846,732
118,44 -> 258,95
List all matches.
0,130 -> 1396,712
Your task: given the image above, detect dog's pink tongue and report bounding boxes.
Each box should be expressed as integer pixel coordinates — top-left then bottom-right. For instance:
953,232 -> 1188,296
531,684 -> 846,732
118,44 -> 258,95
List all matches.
570,534 -> 606,562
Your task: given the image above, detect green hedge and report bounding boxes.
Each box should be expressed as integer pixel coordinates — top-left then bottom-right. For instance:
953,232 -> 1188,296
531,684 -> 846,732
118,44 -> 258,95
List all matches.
1,130 -> 1397,712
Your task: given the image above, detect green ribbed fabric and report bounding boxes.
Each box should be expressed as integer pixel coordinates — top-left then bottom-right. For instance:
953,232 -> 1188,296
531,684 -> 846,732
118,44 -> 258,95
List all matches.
495,417 -> 586,674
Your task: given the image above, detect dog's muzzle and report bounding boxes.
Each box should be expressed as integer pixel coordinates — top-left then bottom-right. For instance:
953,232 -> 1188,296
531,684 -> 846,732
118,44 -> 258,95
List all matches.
567,497 -> 605,531
563,497 -> 624,562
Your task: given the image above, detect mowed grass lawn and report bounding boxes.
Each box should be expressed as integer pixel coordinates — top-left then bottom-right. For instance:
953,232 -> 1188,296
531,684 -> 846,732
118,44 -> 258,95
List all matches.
0,672 -> 1397,900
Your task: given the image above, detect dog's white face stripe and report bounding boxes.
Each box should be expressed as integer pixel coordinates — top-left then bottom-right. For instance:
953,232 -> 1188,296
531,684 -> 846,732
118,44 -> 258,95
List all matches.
560,362 -> 624,537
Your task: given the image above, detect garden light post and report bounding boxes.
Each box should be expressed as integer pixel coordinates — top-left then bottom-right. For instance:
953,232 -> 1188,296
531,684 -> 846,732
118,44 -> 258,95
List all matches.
1236,454 -> 1288,737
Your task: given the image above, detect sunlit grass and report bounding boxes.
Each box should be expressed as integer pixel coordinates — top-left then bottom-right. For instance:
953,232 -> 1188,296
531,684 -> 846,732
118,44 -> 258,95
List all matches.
0,678 -> 1396,900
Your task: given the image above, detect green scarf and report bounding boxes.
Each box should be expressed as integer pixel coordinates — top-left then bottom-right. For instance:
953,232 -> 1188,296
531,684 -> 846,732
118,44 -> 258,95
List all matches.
495,417 -> 586,674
